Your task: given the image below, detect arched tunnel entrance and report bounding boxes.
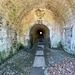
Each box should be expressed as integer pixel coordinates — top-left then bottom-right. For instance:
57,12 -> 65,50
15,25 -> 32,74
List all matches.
29,24 -> 50,47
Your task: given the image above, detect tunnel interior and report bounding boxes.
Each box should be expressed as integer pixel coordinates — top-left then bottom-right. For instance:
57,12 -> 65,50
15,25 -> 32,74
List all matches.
30,24 -> 50,46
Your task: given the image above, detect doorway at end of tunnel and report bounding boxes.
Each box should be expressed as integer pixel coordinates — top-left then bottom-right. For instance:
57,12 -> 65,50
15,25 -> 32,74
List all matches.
29,24 -> 51,47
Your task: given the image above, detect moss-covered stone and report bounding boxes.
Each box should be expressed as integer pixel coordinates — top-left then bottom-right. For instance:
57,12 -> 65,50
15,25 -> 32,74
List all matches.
1,50 -> 6,60
0,52 -> 1,64
18,43 -> 25,50
57,42 -> 63,49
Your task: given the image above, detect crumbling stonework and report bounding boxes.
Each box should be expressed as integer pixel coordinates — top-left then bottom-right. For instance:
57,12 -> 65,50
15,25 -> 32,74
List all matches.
0,16 -> 20,63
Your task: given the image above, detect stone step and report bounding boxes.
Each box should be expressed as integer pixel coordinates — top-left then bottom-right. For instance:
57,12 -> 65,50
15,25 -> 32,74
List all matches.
33,56 -> 45,67
38,42 -> 44,44
36,51 -> 44,56
38,45 -> 44,49
30,68 -> 45,75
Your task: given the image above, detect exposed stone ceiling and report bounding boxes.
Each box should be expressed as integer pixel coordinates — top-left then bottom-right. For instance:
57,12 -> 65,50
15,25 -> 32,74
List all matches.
0,0 -> 75,35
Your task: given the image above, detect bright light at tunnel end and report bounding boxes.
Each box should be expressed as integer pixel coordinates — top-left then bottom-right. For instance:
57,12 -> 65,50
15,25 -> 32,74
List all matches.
40,32 -> 42,35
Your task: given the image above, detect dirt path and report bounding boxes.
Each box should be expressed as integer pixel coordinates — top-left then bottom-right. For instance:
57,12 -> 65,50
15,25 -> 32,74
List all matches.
0,45 -> 75,75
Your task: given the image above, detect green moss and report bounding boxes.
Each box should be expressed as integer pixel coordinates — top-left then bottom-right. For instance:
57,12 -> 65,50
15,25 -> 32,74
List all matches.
18,43 -> 25,50
57,42 -> 63,49
0,52 -> 1,64
1,50 -> 6,60
9,47 -> 13,56
0,41 -> 29,65
9,5 -> 17,21
68,0 -> 74,8
0,16 -> 2,20
0,50 -> 10,63
12,41 -> 18,54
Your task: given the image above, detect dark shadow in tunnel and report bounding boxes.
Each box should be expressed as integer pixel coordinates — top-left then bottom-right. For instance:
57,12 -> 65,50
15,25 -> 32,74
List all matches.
29,24 -> 51,47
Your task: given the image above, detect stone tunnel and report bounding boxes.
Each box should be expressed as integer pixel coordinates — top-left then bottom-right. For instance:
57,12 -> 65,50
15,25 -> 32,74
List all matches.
0,0 -> 75,75
29,24 -> 50,46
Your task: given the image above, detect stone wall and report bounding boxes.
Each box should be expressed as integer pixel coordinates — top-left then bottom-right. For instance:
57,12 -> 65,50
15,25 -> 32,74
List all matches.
71,25 -> 75,54
62,25 -> 75,55
0,0 -> 75,62
0,16 -> 20,64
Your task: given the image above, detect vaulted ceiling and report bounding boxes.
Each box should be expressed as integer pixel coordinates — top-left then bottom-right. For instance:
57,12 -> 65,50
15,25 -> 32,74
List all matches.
0,0 -> 75,35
